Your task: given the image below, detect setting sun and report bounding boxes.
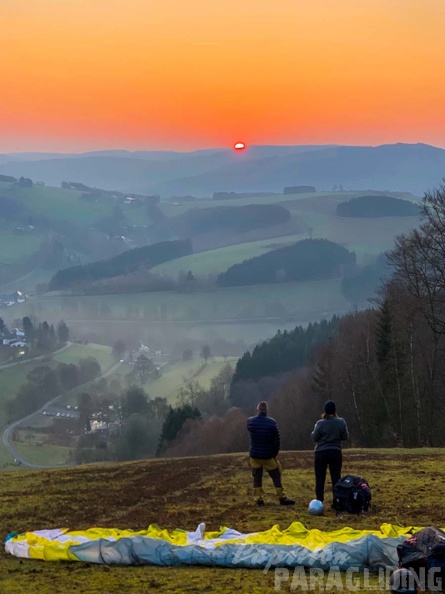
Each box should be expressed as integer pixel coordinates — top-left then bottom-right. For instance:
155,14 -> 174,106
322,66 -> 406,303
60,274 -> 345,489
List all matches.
2,0 -> 444,152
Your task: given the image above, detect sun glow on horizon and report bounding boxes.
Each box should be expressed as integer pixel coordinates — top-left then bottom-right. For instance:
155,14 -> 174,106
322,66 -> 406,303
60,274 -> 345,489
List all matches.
1,0 -> 445,151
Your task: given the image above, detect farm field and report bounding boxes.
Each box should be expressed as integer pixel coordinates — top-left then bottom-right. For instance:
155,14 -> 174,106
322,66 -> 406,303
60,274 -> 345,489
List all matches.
0,265 -> 55,294
18,278 -> 351,323
160,192 -> 292,217
154,197 -> 419,276
0,183 -> 110,224
160,189 -> 418,217
159,190 -> 407,217
13,436 -> 72,466
0,449 -> 443,593
152,234 -> 304,277
0,232 -> 44,265
142,356 -> 237,402
295,211 -> 419,265
53,342 -> 114,371
0,181 -> 151,226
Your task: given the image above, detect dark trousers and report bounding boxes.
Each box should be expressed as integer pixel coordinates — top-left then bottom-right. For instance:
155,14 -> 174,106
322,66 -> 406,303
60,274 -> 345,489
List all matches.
314,449 -> 342,502
250,458 -> 286,500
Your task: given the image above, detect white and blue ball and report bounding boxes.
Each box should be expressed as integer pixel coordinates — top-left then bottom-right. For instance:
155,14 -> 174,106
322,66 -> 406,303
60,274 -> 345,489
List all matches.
308,499 -> 325,516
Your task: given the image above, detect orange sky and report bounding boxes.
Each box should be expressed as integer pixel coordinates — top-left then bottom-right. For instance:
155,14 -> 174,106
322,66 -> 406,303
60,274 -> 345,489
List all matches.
1,0 -> 445,151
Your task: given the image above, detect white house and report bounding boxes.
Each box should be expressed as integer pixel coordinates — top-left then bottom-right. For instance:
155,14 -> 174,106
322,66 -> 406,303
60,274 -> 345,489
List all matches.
2,328 -> 28,347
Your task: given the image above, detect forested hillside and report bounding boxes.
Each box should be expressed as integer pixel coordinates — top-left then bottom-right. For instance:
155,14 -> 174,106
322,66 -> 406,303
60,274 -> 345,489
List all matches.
228,317 -> 340,412
337,195 -> 420,217
49,239 -> 192,290
231,317 -> 339,384
341,253 -> 392,304
217,239 -> 356,287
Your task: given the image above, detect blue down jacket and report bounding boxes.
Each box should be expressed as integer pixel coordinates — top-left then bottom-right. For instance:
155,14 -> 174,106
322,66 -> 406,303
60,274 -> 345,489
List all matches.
247,413 -> 280,459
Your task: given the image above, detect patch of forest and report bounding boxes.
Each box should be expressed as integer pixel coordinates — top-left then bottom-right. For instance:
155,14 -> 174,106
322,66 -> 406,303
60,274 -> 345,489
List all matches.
336,195 -> 420,217
49,239 -> 192,290
217,239 -> 356,287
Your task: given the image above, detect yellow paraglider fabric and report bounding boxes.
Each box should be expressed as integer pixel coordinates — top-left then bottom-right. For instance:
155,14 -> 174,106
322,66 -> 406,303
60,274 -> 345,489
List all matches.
203,522 -> 418,548
5,522 -> 421,562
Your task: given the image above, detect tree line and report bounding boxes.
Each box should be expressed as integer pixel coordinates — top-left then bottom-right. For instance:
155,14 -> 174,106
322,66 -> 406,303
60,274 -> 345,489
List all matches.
0,316 -> 70,355
231,317 -> 339,389
217,239 -> 356,287
48,239 -> 192,290
336,195 -> 420,218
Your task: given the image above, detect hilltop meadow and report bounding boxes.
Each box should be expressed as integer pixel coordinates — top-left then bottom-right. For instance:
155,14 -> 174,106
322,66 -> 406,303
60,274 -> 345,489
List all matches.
0,449 -> 444,593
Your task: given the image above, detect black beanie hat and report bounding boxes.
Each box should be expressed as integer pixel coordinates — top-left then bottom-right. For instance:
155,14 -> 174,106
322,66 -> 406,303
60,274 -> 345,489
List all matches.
324,400 -> 336,415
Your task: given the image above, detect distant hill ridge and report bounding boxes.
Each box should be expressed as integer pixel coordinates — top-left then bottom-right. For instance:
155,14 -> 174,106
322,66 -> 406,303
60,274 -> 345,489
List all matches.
1,143 -> 444,195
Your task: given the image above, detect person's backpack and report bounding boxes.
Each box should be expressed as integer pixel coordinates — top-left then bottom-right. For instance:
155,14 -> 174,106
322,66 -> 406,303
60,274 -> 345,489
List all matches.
396,527 -> 445,591
333,475 -> 371,514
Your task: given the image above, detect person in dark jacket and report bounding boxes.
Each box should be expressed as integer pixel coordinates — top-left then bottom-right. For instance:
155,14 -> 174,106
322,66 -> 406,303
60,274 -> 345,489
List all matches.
311,400 -> 349,503
247,401 -> 295,506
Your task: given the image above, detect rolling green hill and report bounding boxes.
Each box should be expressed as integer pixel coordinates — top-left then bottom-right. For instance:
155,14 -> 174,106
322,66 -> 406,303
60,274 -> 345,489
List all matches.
152,236 -> 303,276
153,192 -> 419,277
0,181 -> 150,226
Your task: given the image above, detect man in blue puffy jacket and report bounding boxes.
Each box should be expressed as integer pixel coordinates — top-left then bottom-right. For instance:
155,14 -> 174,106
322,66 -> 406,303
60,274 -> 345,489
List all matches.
247,401 -> 295,506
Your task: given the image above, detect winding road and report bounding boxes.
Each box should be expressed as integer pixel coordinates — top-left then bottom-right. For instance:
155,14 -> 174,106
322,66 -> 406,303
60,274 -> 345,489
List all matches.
2,360 -> 122,469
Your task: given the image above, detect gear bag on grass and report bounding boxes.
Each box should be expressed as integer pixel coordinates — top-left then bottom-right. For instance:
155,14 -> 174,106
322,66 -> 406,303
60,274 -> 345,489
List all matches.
333,475 -> 371,513
396,527 -> 445,590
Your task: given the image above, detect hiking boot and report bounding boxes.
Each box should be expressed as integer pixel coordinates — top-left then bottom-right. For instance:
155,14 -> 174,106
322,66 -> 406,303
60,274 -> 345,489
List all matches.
279,497 -> 295,506
256,500 -> 265,507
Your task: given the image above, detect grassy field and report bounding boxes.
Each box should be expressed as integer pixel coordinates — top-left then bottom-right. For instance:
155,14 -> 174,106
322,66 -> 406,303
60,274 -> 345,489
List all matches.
13,438 -> 72,466
158,190 -> 404,217
0,182 -> 150,227
295,211 -> 418,265
53,343 -> 114,371
17,278 -> 351,323
0,364 -> 34,402
0,265 -> 56,294
0,448 -> 443,593
152,235 -> 304,277
153,210 -> 418,277
142,356 -> 237,402
0,232 -> 44,265
0,183 -> 110,224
